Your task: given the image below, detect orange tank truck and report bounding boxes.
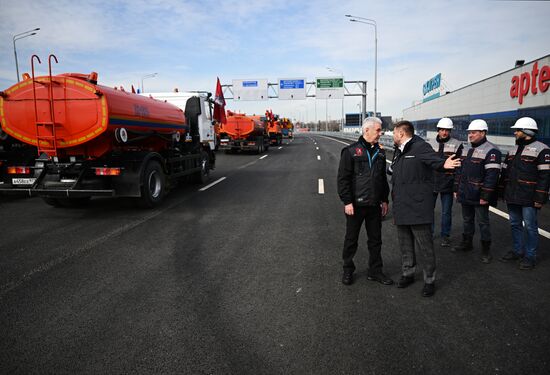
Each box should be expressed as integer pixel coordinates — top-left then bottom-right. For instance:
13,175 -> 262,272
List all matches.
218,110 -> 270,153
0,55 -> 215,207
280,117 -> 294,139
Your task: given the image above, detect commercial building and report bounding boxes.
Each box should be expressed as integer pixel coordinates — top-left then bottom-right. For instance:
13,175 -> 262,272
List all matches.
403,54 -> 550,147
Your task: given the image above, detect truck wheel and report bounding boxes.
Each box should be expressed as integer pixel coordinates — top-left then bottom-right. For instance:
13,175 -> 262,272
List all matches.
139,160 -> 165,208
42,197 -> 63,207
58,197 -> 91,207
192,150 -> 210,184
256,137 -> 263,154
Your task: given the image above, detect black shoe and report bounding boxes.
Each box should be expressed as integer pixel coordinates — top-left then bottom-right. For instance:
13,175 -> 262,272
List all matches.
452,234 -> 473,252
440,236 -> 451,247
367,272 -> 394,285
396,275 -> 415,288
500,250 -> 521,262
519,258 -> 535,270
422,283 -> 436,297
342,272 -> 354,285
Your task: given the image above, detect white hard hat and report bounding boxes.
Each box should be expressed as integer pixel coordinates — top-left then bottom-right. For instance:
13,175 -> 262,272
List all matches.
467,119 -> 488,132
511,117 -> 538,131
437,117 -> 453,129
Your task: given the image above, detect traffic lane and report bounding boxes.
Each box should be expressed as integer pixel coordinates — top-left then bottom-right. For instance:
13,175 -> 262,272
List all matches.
308,134 -> 550,374
1,133 -> 549,374
0,135 -> 319,373
0,146 -> 279,292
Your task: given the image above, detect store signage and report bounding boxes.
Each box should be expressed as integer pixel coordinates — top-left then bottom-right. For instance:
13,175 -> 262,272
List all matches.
423,73 -> 441,96
510,62 -> 550,105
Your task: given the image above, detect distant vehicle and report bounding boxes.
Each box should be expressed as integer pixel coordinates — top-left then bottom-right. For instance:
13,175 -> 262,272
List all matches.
218,111 -> 270,153
0,56 -> 215,207
263,110 -> 283,146
280,117 -> 294,139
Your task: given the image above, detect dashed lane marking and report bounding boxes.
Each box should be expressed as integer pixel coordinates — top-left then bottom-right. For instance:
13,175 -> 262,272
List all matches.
318,179 -> 325,194
316,147 -> 319,150
199,177 -> 227,191
278,146 -> 283,149
260,155 -> 268,160
317,155 -> 321,160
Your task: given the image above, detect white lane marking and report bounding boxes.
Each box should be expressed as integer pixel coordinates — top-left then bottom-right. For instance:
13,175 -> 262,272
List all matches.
238,160 -> 258,169
278,146 -> 283,150
489,207 -> 550,239
199,177 -> 227,191
318,179 -> 325,194
317,135 -> 349,146
260,155 -> 268,160
316,147 -> 319,150
317,155 -> 321,160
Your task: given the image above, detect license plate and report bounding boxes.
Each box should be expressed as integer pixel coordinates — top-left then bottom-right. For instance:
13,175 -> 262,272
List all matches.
12,178 -> 36,185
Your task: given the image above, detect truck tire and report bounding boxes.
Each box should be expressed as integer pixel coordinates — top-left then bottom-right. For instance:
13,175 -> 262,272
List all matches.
139,160 -> 165,208
192,150 -> 210,184
42,197 -> 63,207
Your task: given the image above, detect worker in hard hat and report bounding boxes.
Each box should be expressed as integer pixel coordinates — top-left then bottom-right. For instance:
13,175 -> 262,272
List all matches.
499,117 -> 550,270
429,118 -> 463,247
453,119 -> 502,263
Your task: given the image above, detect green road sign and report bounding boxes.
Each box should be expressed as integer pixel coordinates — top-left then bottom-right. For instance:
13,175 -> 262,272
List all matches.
316,78 -> 343,88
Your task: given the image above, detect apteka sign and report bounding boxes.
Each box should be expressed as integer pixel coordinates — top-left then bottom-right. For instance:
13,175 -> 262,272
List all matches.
510,62 -> 550,105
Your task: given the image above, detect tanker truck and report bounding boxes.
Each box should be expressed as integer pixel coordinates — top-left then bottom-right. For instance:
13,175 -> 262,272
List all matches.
0,56 -> 215,207
218,111 -> 270,153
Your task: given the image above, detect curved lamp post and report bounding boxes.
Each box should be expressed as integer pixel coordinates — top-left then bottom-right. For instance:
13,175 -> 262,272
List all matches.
13,28 -> 40,82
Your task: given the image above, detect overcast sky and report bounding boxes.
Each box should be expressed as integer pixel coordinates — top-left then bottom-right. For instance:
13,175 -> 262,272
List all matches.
1,0 -> 549,121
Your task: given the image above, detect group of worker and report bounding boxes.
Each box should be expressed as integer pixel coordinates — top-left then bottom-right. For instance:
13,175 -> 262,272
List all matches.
337,116 -> 550,297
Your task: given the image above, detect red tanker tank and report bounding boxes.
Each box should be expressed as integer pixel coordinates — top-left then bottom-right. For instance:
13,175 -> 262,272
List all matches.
0,71 -> 187,158
218,111 -> 269,153
0,55 -> 214,207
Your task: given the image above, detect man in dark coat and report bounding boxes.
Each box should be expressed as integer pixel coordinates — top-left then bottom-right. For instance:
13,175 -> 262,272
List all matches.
390,121 -> 460,297
337,117 -> 392,286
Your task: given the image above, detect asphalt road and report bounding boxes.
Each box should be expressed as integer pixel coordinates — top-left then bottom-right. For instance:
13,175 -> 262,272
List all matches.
1,134 -> 549,374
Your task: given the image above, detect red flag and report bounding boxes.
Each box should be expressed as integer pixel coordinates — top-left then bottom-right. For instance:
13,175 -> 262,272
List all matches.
213,77 -> 226,124
131,85 -> 136,94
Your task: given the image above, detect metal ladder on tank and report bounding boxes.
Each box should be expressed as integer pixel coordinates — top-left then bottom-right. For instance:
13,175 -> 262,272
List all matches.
31,54 -> 59,157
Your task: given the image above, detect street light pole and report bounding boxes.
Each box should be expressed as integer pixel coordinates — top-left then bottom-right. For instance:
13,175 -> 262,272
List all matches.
346,15 -> 378,117
13,28 -> 40,82
141,72 -> 158,93
326,67 -> 345,131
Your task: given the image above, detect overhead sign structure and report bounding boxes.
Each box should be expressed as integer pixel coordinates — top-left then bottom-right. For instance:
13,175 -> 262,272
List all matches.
232,79 -> 269,101
316,77 -> 344,99
278,78 -> 306,100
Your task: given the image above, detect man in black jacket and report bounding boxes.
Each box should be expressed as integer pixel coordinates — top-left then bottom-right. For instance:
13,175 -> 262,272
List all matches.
390,121 -> 460,297
337,117 -> 392,286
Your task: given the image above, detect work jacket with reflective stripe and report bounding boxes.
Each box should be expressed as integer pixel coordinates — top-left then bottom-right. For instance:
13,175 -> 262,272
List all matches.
429,136 -> 463,193
500,138 -> 550,206
454,138 -> 501,206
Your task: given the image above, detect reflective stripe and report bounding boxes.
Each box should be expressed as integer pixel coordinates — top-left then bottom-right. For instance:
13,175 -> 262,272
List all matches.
537,164 -> 550,170
501,164 -> 507,169
485,163 -> 501,169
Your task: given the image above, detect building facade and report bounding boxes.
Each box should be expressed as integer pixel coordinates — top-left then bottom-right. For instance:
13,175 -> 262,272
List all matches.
403,55 -> 550,147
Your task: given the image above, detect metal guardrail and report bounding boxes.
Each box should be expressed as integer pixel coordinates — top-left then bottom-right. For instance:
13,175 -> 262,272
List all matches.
309,131 -> 515,153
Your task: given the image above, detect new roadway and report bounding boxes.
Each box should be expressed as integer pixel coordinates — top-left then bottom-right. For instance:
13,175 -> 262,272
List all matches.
1,134 -> 549,374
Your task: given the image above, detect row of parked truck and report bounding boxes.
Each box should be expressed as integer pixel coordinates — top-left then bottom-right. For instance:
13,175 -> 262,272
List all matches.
0,56 -> 293,208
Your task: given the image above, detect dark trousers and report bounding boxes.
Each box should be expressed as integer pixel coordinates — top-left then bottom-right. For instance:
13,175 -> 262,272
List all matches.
461,204 -> 491,242
342,205 -> 383,275
397,224 -> 436,283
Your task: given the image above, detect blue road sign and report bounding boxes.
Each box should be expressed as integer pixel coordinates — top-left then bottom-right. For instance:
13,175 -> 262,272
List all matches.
243,81 -> 258,87
279,79 -> 305,89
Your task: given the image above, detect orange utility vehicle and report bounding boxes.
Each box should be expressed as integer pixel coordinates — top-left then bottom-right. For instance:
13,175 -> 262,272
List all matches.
218,110 -> 270,153
280,117 -> 294,139
264,110 -> 283,146
0,55 -> 215,207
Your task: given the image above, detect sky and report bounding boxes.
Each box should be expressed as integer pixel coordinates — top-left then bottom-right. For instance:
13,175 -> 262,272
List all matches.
1,0 -> 549,122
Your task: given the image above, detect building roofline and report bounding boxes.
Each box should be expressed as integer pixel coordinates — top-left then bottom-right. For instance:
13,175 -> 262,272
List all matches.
403,53 -> 550,112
